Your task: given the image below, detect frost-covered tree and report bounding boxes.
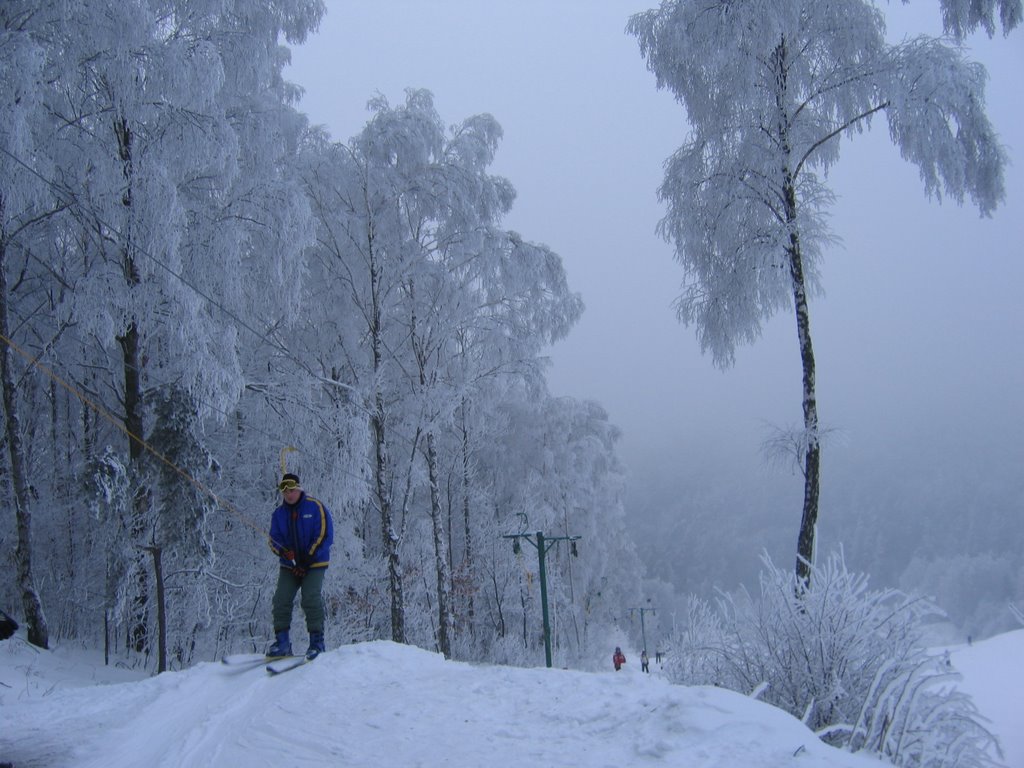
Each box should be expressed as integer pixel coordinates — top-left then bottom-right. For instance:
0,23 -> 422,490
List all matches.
302,94 -> 441,645
302,90 -> 583,654
51,0 -> 322,655
929,0 -> 1021,38
2,3 -> 641,670
0,1 -> 64,649
0,0 -> 324,659
472,384 -> 645,667
390,104 -> 514,657
628,1 -> 1007,584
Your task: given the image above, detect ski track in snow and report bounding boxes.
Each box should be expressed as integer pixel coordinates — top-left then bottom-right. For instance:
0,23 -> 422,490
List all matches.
76,663 -> 258,766
4,635 -> 1018,768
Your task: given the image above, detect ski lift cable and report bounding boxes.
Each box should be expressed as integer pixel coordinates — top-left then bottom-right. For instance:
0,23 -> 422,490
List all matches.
43,322 -> 374,491
0,145 -> 421,444
0,328 -> 287,548
0,144 -> 422,495
0,316 -> 372,552
0,146 -> 289,359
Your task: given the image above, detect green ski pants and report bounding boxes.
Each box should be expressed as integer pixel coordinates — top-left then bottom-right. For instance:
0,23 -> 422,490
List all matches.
271,566 -> 326,634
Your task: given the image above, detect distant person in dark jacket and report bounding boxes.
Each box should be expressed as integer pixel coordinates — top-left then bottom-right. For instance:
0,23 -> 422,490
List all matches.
641,649 -> 650,673
0,609 -> 18,640
267,472 -> 334,660
613,646 -> 626,671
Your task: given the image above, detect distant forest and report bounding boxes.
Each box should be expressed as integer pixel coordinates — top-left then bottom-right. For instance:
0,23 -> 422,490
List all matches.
629,421 -> 1024,641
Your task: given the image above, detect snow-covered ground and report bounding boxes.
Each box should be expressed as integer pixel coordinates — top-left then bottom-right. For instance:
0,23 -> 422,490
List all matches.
1,630 -> 1020,767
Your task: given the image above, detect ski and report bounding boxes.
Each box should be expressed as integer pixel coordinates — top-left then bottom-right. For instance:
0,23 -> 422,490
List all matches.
222,653 -> 291,666
266,655 -> 315,675
222,653 -> 265,665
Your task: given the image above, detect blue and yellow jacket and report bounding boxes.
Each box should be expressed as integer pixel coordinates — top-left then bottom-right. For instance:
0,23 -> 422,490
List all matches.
269,492 -> 333,569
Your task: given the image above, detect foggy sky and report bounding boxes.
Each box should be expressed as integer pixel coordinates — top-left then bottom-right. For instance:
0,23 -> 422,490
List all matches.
285,1 -> 1024,496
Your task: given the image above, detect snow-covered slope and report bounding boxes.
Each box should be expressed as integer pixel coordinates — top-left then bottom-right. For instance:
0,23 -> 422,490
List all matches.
2,631 -> 1019,767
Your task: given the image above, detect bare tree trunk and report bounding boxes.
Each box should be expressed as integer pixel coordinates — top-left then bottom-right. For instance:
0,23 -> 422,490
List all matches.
368,242 -> 406,643
375,401 -> 405,643
776,37 -> 820,587
784,183 -> 820,586
425,433 -> 453,657
143,544 -> 167,673
460,401 -> 476,631
490,564 -> 507,638
0,224 -> 49,649
119,323 -> 152,653
115,115 -> 152,653
520,585 -> 529,649
562,501 -> 581,651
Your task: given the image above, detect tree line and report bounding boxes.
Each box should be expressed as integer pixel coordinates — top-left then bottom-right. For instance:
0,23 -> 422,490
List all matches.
3,0 -> 1019,679
0,1 -> 645,669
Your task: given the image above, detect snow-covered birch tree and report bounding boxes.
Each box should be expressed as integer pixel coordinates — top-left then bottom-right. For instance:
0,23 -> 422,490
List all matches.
931,0 -> 1021,38
303,89 -> 584,653
628,0 -> 1008,585
0,1 -> 65,649
303,92 -> 444,646
0,0 -> 324,659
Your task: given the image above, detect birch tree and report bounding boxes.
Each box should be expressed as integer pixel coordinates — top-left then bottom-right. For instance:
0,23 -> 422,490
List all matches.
303,95 -> 435,645
2,0 -> 323,656
0,1 -> 70,648
628,0 -> 1007,584
302,89 -> 586,652
930,0 -> 1021,38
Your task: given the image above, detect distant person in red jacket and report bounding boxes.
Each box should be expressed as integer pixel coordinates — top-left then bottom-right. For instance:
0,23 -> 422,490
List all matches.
613,646 -> 626,671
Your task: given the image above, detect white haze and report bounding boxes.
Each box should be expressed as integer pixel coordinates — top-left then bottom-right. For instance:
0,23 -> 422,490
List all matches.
285,1 -> 1022,472
284,2 -> 1024,629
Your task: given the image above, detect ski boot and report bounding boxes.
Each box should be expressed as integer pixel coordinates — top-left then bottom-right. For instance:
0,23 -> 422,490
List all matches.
267,629 -> 292,658
306,630 -> 325,660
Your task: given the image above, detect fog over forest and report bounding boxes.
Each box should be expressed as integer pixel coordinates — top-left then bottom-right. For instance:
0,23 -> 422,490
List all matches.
1,1 -> 1020,682
3,7 -> 1020,768
287,2 -> 1024,645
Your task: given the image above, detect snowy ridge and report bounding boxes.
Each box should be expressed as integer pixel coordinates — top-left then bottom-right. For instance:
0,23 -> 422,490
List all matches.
3,634 -> 1020,767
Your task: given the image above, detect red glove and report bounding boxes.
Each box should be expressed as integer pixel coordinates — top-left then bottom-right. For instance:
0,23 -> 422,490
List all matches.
281,549 -> 296,562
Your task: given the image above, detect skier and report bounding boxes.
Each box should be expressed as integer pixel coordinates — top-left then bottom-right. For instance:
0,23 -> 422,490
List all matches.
267,472 -> 334,660
640,649 -> 649,673
613,646 -> 626,671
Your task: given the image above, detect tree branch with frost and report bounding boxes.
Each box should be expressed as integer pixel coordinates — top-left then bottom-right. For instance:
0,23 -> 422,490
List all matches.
794,101 -> 890,178
761,423 -> 842,478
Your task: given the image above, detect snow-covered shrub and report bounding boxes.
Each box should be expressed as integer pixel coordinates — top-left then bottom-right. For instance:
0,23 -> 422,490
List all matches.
661,594 -> 730,686
665,551 -> 1002,768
